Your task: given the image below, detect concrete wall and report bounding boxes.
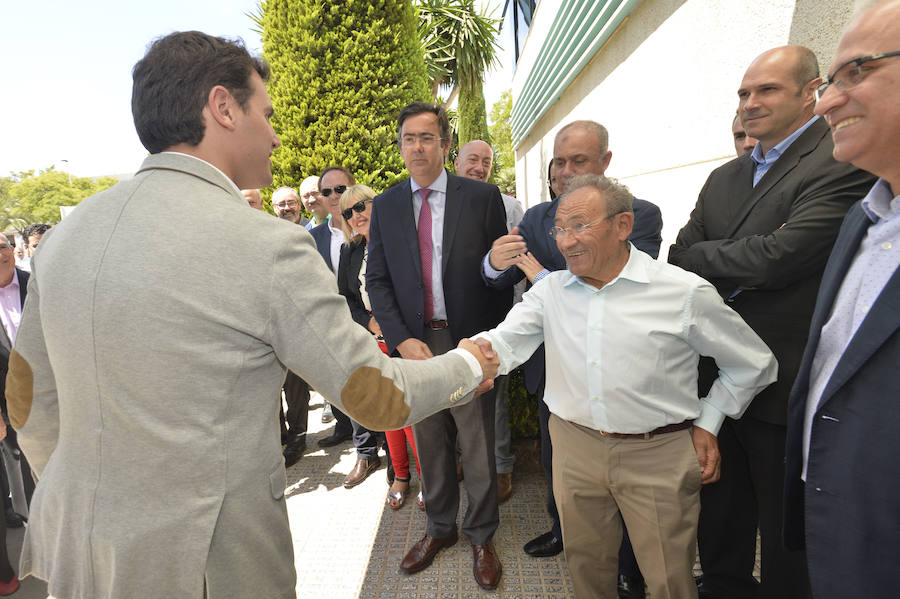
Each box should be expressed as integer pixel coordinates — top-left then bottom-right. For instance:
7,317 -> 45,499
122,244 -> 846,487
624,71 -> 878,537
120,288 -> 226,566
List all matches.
513,0 -> 860,259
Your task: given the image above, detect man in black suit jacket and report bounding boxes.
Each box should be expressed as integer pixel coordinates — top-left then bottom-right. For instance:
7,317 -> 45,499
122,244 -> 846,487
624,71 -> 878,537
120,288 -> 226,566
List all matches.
669,46 -> 876,599
784,5 -> 900,597
0,236 -> 36,590
367,102 -> 512,590
485,119 -> 662,597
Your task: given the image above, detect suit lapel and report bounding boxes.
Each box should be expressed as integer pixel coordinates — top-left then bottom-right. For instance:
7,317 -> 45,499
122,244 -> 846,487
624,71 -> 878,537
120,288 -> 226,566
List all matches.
724,119 -> 827,238
398,180 -> 422,277
820,265 -> 900,406
442,172 -> 463,272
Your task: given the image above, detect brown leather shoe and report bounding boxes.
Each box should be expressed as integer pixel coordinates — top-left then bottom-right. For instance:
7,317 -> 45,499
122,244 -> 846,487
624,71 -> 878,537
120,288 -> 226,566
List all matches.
399,532 -> 459,574
343,456 -> 381,488
497,472 -> 512,503
472,542 -> 502,590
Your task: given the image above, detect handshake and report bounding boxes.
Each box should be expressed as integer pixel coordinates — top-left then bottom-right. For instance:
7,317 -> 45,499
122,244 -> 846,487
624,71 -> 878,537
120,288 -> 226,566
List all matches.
458,337 -> 500,396
394,335 -> 500,396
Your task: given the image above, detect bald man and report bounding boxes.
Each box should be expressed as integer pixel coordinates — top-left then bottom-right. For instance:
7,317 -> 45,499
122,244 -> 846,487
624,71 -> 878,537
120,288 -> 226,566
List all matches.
670,46 -> 876,599
242,189 -> 264,210
455,140 -> 523,503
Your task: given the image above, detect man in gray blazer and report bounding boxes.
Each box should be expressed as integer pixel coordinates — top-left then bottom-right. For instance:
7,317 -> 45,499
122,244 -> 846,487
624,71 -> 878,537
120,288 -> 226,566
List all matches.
6,31 -> 497,599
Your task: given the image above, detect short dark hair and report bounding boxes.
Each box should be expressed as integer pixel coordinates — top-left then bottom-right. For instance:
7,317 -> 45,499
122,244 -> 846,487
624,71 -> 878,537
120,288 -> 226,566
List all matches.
396,102 -> 451,143
132,31 -> 270,154
23,223 -> 52,242
318,166 -> 357,187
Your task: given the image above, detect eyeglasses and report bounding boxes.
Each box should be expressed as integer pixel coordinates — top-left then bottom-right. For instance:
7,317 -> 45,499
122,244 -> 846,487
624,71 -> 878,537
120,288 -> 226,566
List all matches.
815,50 -> 900,101
321,185 -> 347,198
273,200 -> 299,209
548,214 -> 616,239
341,199 -> 372,221
400,134 -> 442,146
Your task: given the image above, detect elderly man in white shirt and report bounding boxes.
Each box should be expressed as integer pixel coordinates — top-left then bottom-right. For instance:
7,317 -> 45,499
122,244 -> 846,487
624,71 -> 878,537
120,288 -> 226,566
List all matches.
474,174 -> 778,599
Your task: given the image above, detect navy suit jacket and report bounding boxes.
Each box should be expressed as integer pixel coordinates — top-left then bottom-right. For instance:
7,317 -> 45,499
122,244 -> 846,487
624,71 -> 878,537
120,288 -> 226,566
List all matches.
308,221 -> 335,271
783,200 -> 900,597
366,171 -> 512,354
484,196 -> 663,392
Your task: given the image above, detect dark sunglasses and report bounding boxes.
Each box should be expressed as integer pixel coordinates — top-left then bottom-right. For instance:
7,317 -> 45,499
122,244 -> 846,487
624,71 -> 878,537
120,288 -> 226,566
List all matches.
321,185 -> 348,198
341,199 -> 372,220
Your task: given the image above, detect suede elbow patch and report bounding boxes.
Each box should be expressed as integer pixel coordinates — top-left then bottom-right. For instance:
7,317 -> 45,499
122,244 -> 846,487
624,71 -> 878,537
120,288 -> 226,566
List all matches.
341,366 -> 410,430
6,350 -> 34,429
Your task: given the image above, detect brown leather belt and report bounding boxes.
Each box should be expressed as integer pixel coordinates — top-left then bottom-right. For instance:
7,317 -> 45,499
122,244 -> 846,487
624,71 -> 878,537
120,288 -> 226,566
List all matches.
598,420 -> 693,440
427,319 -> 449,330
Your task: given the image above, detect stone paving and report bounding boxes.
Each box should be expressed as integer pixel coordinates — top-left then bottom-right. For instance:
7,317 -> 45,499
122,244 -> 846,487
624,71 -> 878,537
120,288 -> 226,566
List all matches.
287,392 -> 574,598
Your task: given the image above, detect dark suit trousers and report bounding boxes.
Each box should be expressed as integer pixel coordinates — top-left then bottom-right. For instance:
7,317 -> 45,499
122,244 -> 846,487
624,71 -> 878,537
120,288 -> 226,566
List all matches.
537,387 -> 641,578
413,327 -> 499,546
280,370 -> 310,440
698,417 -> 811,599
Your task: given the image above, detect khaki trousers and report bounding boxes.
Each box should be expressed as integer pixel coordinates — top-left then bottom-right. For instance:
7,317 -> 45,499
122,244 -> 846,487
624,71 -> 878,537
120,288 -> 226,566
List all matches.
550,414 -> 701,599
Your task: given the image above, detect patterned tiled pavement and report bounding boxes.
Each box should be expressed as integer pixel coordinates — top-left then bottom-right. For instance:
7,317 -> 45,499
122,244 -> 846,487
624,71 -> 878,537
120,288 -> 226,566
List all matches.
287,392 -> 574,598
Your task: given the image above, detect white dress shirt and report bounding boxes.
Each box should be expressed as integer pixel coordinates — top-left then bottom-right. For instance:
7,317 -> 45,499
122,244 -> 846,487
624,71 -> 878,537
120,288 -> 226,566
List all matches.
477,246 -> 778,435
411,169 -> 448,320
327,220 -> 343,276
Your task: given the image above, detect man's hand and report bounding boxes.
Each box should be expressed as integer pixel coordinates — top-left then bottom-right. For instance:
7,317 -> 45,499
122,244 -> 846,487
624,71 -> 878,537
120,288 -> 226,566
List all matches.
367,316 -> 382,337
0,416 -> 6,442
514,251 -> 547,283
458,338 -> 499,382
397,338 -> 433,360
692,426 -> 721,484
488,227 -> 528,270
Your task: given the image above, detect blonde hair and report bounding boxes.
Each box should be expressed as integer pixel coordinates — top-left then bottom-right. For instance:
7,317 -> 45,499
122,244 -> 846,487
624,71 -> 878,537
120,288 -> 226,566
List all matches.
339,184 -> 377,244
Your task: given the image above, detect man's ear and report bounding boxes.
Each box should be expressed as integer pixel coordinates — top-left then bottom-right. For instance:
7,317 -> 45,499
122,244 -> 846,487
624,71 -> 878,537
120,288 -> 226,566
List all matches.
601,150 -> 613,172
616,211 -> 634,241
802,77 -> 822,110
206,85 -> 238,131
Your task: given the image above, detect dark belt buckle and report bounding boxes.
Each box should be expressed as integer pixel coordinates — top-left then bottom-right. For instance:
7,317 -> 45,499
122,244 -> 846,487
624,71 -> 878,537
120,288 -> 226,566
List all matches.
428,319 -> 449,330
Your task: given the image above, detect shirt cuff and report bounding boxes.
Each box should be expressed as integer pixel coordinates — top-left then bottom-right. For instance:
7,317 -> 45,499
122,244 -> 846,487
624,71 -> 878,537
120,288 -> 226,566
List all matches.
448,347 -> 483,382
482,251 -> 509,280
532,269 -> 551,283
694,400 -> 726,436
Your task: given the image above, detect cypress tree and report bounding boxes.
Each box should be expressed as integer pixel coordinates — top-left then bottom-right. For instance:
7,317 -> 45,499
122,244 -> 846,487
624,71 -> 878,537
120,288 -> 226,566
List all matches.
260,0 -> 430,194
457,78 -> 491,147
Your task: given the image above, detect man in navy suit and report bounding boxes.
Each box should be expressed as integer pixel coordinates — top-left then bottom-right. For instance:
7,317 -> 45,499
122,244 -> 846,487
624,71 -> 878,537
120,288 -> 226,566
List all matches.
367,102 -> 512,590
484,119 -> 662,598
785,4 -> 900,598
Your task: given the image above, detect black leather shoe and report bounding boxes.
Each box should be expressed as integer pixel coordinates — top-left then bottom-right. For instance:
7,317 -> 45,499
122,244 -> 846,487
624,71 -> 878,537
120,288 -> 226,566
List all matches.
523,531 -> 563,557
4,507 -> 25,529
317,428 -> 352,448
618,574 -> 646,599
283,436 -> 306,468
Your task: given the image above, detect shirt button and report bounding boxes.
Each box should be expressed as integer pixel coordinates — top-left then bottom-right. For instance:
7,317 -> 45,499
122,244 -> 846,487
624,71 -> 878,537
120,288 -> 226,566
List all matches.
882,241 -> 893,250
593,396 -> 599,401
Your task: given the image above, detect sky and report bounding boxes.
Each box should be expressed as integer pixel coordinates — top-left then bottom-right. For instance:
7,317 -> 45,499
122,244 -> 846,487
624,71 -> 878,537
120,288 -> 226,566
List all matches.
1,0 -> 513,179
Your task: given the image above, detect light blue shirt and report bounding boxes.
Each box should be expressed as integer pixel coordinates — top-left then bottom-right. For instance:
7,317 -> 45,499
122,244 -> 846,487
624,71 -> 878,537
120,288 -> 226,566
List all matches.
477,246 -> 778,435
802,179 -> 900,478
411,169 -> 448,321
750,116 -> 819,186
